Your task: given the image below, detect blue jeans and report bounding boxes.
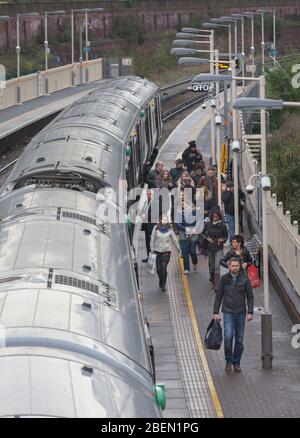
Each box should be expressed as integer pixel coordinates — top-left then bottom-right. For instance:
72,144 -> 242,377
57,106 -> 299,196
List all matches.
226,214 -> 235,238
180,239 -> 198,271
223,312 -> 246,365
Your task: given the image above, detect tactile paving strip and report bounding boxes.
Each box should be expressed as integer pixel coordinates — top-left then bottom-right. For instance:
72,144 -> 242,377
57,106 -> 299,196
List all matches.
166,253 -> 218,418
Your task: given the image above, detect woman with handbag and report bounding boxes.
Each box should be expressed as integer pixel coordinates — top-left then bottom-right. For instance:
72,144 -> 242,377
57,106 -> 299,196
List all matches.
150,215 -> 181,292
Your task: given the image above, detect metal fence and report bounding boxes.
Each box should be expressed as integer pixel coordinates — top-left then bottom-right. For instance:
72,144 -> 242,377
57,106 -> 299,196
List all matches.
239,86 -> 300,296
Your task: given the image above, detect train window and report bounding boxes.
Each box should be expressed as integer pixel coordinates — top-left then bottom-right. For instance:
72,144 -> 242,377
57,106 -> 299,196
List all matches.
155,95 -> 162,136
149,100 -> 157,145
126,138 -> 135,189
134,124 -> 142,184
140,119 -> 149,164
147,106 -> 153,145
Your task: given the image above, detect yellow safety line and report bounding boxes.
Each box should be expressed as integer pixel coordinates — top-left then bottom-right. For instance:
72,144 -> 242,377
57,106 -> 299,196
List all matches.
179,259 -> 224,418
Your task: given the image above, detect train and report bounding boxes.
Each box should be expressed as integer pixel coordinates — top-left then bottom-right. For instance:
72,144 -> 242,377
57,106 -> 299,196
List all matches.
0,76 -> 164,418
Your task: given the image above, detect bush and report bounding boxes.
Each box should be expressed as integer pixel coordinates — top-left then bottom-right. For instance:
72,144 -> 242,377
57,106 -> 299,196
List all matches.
113,14 -> 145,45
268,114 -> 300,223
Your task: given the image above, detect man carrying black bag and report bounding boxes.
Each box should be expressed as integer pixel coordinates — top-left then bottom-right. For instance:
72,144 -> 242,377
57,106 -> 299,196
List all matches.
213,257 -> 254,373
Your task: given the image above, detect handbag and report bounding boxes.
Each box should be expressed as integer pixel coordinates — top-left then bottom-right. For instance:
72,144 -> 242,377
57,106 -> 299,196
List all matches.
247,264 -> 260,289
148,252 -> 157,274
205,319 -> 223,350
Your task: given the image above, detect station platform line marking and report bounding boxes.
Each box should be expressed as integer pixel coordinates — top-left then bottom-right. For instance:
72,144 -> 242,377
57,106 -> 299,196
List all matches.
179,259 -> 224,419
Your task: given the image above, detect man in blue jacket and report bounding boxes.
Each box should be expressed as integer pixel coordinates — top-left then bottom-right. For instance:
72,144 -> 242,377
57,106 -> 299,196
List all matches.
213,257 -> 254,373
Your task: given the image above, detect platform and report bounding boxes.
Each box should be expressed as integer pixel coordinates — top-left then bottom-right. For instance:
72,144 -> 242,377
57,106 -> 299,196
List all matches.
137,98 -> 300,418
0,79 -> 107,140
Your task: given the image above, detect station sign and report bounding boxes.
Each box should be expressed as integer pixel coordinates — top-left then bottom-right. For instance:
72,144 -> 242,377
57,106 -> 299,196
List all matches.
190,83 -> 214,93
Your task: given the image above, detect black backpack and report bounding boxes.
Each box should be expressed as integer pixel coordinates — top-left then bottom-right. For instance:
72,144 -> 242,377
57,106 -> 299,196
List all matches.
205,319 -> 223,350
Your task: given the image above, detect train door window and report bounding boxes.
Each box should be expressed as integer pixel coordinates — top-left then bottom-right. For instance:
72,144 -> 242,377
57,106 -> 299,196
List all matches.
155,95 -> 162,136
126,137 -> 135,190
134,123 -> 142,184
140,119 -> 148,163
149,100 -> 157,145
147,106 -> 153,145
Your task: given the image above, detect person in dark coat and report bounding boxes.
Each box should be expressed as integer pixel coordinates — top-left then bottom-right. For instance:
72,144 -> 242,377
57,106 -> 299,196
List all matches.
182,140 -> 204,173
146,161 -> 164,188
198,166 -> 218,202
141,147 -> 159,185
140,189 -> 156,262
170,159 -> 185,186
220,234 -> 252,271
222,182 -> 246,238
190,163 -> 206,187
213,257 -> 254,373
203,210 -> 228,290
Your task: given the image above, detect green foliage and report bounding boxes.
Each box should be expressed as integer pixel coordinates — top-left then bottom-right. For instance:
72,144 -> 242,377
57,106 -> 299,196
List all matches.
132,38 -> 178,78
266,57 -> 300,130
113,14 -> 145,45
125,0 -> 135,7
268,114 -> 300,222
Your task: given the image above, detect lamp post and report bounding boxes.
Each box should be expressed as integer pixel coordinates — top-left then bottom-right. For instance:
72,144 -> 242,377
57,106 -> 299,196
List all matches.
71,7 -> 104,84
172,30 -> 217,166
44,10 -> 65,95
202,22 -> 232,62
244,12 -> 256,78
187,72 -> 233,209
233,95 -> 300,369
257,9 -> 277,68
16,12 -> 39,104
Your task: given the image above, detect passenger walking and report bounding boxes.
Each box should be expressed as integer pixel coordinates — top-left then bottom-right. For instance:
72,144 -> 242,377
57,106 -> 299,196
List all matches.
190,163 -> 206,187
175,198 -> 199,274
140,189 -> 156,263
213,257 -> 254,373
150,215 -> 181,292
222,182 -> 246,238
220,234 -> 252,271
182,140 -> 204,173
221,181 -> 235,238
155,169 -> 174,190
170,159 -> 185,186
198,166 -> 218,202
203,211 -> 228,290
239,189 -> 246,232
146,161 -> 164,188
178,172 -> 196,202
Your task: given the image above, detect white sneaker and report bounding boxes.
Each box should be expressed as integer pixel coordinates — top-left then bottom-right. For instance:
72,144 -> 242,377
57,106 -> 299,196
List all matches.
192,265 -> 198,273
183,270 -> 190,275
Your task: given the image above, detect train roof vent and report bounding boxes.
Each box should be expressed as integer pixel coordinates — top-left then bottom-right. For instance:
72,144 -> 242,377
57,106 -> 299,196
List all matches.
54,274 -> 118,309
62,211 -> 96,225
54,274 -> 99,293
61,211 -> 110,235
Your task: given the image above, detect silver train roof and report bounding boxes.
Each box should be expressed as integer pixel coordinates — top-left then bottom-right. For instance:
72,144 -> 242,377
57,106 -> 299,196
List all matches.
1,76 -> 159,194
